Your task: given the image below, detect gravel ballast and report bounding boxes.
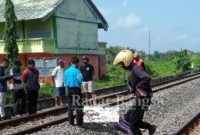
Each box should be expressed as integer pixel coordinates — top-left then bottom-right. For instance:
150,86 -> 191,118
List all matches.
28,78 -> 200,135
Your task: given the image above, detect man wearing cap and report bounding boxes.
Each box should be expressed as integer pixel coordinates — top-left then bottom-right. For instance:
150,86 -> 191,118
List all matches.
51,60 -> 65,107
22,59 -> 40,114
133,52 -> 145,70
11,60 -> 26,116
80,56 -> 95,100
113,50 -> 156,135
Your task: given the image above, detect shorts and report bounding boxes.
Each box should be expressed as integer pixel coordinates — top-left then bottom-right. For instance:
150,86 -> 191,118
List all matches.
55,87 -> 66,96
82,81 -> 93,93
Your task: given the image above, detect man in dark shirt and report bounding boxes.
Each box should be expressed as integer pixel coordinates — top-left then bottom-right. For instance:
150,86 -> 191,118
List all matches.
11,60 -> 26,116
80,56 -> 95,100
22,59 -> 40,115
0,59 -> 12,120
113,50 -> 156,135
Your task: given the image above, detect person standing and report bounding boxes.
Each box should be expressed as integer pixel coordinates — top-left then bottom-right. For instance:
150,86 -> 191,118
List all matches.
22,59 -> 40,115
133,52 -> 145,70
113,50 -> 156,135
64,57 -> 83,126
11,60 -> 26,116
51,60 -> 65,107
80,56 -> 95,99
0,59 -> 12,120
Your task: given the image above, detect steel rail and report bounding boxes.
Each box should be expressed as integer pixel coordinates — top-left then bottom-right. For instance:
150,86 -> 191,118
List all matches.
172,111 -> 200,135
1,72 -> 200,135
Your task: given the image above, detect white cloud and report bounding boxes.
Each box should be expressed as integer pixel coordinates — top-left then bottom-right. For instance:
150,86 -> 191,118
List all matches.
175,33 -> 188,40
112,12 -> 142,29
122,0 -> 127,7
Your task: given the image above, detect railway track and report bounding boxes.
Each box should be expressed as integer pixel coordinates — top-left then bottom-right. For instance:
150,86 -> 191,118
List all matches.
172,110 -> 200,135
1,71 -> 200,135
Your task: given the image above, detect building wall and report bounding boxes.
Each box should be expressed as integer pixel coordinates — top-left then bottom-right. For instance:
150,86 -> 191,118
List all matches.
55,0 -> 98,50
99,55 -> 106,77
55,54 -> 99,80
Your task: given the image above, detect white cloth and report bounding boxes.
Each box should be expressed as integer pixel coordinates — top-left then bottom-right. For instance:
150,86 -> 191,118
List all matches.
82,81 -> 93,93
0,92 -> 6,117
10,68 -> 23,90
13,84 -> 24,90
51,66 -> 64,87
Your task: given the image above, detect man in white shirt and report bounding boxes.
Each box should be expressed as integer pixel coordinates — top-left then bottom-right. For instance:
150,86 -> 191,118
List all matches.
51,60 -> 65,106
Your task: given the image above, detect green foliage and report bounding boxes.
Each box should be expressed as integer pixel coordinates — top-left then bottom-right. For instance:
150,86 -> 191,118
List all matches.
106,46 -> 135,64
94,64 -> 126,89
145,63 -> 159,77
153,51 -> 161,59
39,83 -> 54,98
145,60 -> 176,77
106,46 -> 125,64
4,0 -> 18,65
191,53 -> 200,69
175,50 -> 192,72
6,90 -> 13,104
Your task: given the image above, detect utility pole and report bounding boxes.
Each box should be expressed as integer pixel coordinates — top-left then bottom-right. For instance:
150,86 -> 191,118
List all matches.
148,30 -> 151,60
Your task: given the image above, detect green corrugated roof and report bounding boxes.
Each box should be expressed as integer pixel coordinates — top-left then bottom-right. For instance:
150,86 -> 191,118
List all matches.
0,0 -> 108,30
0,0 -> 63,22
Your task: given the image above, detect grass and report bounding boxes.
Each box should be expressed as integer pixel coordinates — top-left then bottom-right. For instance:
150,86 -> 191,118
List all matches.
145,60 -> 177,77
93,64 -> 126,89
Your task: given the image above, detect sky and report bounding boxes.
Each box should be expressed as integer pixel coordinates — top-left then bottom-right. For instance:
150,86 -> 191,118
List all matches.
93,0 -> 200,53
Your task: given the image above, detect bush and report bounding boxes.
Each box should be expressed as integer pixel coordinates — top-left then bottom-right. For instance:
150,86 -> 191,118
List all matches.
175,50 -> 192,72
94,65 -> 126,89
39,83 -> 54,98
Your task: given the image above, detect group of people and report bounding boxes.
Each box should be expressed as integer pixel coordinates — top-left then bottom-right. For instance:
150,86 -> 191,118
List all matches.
51,56 -> 94,107
0,51 -> 156,134
0,56 -> 95,126
51,56 -> 95,126
0,59 -> 40,120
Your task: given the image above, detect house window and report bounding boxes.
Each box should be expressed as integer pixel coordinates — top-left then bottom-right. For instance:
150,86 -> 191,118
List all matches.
17,31 -> 22,39
28,29 -> 51,38
0,32 -> 3,40
0,32 -> 22,40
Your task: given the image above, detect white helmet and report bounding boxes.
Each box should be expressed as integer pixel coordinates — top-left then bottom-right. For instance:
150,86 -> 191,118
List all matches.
113,50 -> 134,67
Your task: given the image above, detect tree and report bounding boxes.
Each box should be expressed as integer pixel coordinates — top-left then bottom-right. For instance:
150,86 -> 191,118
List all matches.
3,0 -> 18,65
175,50 -> 191,72
153,51 -> 161,59
106,46 -> 126,64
